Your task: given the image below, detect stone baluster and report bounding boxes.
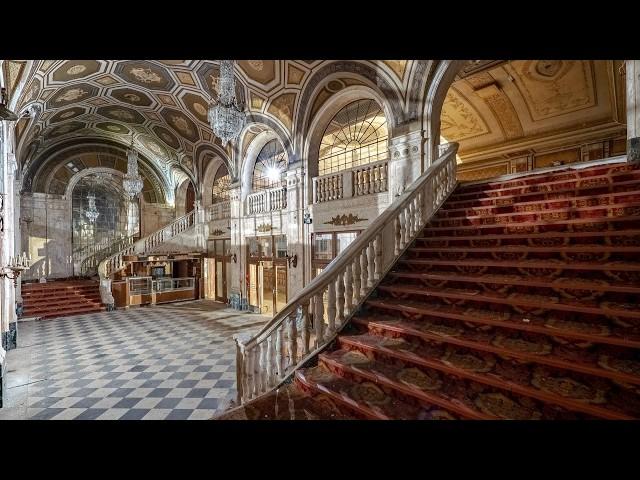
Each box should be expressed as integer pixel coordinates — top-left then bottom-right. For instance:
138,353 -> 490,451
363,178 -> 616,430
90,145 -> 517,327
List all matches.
301,300 -> 310,356
246,346 -> 255,399
367,241 -> 375,288
258,341 -> 267,394
352,256 -> 361,303
360,248 -> 368,298
344,264 -> 353,315
374,233 -> 382,281
288,314 -> 298,367
276,325 -> 284,379
314,292 -> 324,347
327,281 -> 336,334
336,271 -> 345,326
266,334 -> 274,388
363,168 -> 370,195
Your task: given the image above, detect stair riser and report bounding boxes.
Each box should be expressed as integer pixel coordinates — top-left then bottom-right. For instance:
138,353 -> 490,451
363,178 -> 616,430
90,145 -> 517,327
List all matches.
353,317 -> 640,389
438,193 -> 640,218
365,298 -> 640,348
404,250 -> 639,265
386,273 -> 640,296
336,337 -> 638,419
423,217 -> 640,236
445,183 -> 640,209
319,354 -> 595,420
429,204 -> 640,228
453,168 -> 640,196
415,232 -> 640,248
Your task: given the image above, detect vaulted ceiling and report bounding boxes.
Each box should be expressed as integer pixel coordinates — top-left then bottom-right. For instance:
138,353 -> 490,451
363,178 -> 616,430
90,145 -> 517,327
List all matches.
5,60 -> 416,200
440,60 -> 627,163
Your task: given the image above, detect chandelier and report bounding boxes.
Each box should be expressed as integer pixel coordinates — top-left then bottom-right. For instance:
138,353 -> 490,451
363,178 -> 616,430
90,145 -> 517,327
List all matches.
208,60 -> 246,147
85,193 -> 99,223
123,135 -> 144,199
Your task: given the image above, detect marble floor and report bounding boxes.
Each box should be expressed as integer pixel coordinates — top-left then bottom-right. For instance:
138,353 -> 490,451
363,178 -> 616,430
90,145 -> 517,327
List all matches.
0,300 -> 268,420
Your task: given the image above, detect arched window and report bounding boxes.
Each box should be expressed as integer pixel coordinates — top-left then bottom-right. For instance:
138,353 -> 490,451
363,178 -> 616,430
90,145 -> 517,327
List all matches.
252,139 -> 287,191
318,99 -> 388,176
212,165 -> 231,204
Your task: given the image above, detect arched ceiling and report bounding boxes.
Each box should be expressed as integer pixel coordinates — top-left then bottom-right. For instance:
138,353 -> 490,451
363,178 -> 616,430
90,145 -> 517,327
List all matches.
9,60 -> 416,180
440,60 -> 627,163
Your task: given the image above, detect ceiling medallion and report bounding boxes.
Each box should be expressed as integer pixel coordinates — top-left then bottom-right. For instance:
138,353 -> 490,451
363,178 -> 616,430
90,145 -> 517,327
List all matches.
324,214 -> 368,226
535,60 -> 562,78
208,60 -> 246,147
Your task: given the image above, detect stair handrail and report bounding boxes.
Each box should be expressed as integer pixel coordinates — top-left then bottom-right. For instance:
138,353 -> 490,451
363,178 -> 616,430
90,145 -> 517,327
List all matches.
234,142 -> 459,404
97,209 -> 197,281
79,233 -> 139,276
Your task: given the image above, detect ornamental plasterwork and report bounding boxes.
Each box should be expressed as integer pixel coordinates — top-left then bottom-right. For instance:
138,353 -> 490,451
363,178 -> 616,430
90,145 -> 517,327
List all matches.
324,214 -> 368,226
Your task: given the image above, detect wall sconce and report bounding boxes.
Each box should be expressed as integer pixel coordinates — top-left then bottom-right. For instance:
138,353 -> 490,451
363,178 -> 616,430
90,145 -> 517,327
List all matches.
1,253 -> 31,287
232,253 -> 237,263
286,253 -> 297,268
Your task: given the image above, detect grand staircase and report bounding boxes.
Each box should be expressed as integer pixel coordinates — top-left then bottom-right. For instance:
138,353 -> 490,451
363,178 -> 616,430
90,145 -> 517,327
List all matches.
21,280 -> 105,319
221,158 -> 640,420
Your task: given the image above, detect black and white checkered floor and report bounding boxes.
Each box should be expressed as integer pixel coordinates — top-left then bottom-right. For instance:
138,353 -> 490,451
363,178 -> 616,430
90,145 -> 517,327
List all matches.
0,301 -> 268,420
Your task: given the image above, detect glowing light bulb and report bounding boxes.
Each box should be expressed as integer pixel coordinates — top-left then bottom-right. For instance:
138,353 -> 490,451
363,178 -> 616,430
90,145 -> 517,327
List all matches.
266,166 -> 281,182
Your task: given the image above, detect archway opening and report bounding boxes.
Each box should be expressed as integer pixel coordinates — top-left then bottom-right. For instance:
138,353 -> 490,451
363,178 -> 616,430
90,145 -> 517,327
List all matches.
437,60 -> 627,182
71,172 -> 139,259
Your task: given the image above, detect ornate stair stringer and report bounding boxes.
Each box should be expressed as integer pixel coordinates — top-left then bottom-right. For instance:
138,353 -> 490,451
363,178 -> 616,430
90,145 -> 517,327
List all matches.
79,233 -> 139,276
96,209 -> 197,306
233,143 -> 459,405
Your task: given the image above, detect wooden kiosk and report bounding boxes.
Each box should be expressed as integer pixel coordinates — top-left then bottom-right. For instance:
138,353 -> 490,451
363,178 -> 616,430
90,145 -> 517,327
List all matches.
111,252 -> 203,308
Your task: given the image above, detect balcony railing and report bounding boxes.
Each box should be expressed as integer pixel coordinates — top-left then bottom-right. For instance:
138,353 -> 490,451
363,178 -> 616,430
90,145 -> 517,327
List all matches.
313,158 -> 389,204
247,186 -> 287,215
207,200 -> 231,221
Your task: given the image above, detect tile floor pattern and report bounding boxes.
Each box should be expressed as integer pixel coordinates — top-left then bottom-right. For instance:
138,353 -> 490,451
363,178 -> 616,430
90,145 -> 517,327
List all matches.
0,301 -> 268,420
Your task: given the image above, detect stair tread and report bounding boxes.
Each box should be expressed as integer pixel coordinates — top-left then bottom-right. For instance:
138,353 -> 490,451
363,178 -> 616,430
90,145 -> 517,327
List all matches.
417,229 -> 640,242
439,190 -> 640,214
398,257 -> 640,271
377,284 -> 640,318
352,316 -> 640,387
388,270 -> 640,294
296,365 -> 466,420
424,214 -> 640,232
318,350 -> 600,420
338,334 -> 638,419
364,298 -> 640,348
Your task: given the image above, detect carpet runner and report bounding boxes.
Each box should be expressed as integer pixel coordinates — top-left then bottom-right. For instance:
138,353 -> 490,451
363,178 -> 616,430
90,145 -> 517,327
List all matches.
21,279 -> 105,319
219,161 -> 640,420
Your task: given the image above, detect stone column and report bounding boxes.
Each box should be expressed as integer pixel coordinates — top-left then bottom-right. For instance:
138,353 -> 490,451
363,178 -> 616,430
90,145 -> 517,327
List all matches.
388,130 -> 425,199
228,183 -> 243,309
627,60 -> 640,163
1,121 -> 17,352
285,164 -> 305,299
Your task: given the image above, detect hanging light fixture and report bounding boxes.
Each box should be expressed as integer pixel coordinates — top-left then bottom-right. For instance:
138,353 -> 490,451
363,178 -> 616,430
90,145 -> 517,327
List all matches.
85,192 -> 99,223
208,60 -> 246,147
123,134 -> 144,199
84,175 -> 100,223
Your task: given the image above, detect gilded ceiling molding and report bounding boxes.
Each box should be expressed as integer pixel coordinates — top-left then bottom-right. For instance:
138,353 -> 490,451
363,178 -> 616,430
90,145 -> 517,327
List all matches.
473,83 -> 524,140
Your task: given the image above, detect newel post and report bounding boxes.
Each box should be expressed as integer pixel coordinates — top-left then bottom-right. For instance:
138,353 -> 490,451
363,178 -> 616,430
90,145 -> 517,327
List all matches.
388,130 -> 425,199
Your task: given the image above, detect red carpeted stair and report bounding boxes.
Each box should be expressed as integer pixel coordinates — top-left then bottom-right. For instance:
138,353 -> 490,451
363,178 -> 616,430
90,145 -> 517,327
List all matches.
221,161 -> 640,420
21,279 -> 106,319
